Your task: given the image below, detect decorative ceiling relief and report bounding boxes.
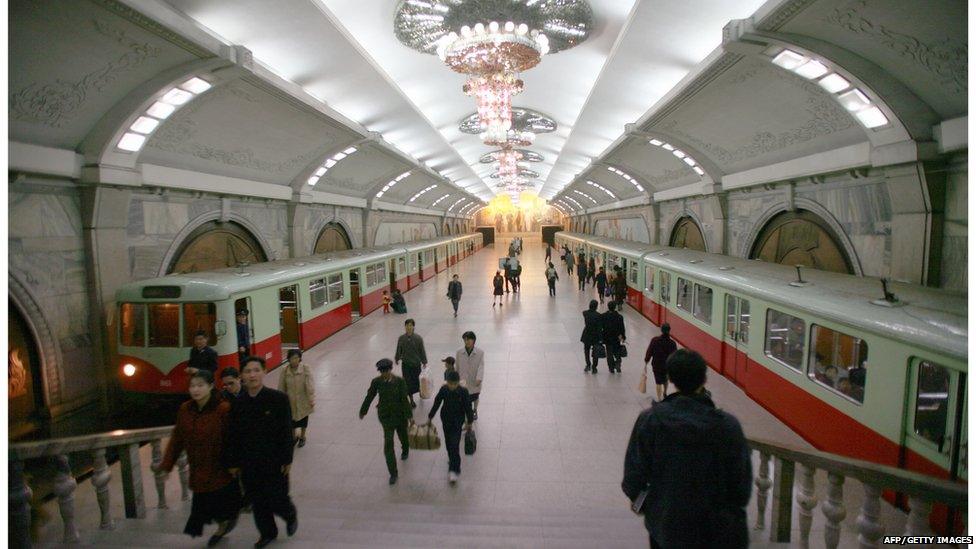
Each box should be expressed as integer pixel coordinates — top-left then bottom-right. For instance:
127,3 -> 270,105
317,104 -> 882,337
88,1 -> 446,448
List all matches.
823,0 -> 967,93
9,18 -> 159,128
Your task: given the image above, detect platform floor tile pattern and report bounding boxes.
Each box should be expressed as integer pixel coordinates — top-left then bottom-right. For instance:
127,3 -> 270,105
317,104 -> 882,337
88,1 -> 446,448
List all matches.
36,237 -> 918,548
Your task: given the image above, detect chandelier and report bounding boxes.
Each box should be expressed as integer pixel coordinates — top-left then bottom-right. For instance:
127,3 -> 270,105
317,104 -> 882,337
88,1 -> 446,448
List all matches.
462,73 -> 523,145
480,149 -> 544,164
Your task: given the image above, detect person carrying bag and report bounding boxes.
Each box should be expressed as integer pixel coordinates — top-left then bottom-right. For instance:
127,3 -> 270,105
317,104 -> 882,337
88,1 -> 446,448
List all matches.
409,419 -> 441,450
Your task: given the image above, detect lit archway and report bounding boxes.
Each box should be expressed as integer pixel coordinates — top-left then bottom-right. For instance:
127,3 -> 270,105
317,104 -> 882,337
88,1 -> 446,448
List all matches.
314,222 -> 352,254
168,221 -> 267,274
9,300 -> 45,438
750,210 -> 854,274
669,216 -> 706,251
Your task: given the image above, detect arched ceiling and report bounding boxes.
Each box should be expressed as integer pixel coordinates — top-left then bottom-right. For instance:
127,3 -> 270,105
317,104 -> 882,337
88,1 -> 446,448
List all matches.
8,0 -> 966,218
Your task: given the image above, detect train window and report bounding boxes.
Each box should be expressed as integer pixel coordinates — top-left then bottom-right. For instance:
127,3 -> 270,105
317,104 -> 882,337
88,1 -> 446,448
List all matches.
738,300 -> 750,344
644,266 -> 654,292
628,263 -> 638,285
375,262 -> 386,284
147,303 -> 180,347
397,257 -> 406,275
410,254 -> 417,270
725,295 -> 736,339
327,273 -> 344,302
183,303 -> 217,346
676,278 -> 693,312
120,303 -> 146,347
660,272 -> 671,304
807,325 -> 867,403
365,265 -> 376,287
764,309 -> 805,370
693,284 -> 712,324
914,361 -> 950,444
310,278 -> 328,309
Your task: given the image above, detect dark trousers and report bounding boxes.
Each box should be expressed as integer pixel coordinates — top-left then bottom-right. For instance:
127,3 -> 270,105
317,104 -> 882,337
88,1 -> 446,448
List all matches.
382,421 -> 409,476
505,276 -> 512,292
597,286 -> 606,303
577,276 -> 585,290
513,277 -> 520,292
451,298 -> 460,313
442,420 -> 463,473
547,278 -> 556,296
567,263 -> 574,275
583,343 -> 600,370
242,467 -> 296,540
605,341 -> 622,372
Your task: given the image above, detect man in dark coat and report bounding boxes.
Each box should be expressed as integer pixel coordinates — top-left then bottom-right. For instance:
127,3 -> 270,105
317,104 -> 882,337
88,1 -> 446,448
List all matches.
601,301 -> 626,373
576,255 -> 587,291
447,275 -> 463,317
613,266 -> 628,308
359,358 -> 413,485
622,349 -> 751,549
595,267 -> 608,304
644,323 -> 678,401
236,310 -> 250,366
580,300 -> 603,374
187,331 -> 218,375
226,357 -> 297,547
394,319 -> 428,408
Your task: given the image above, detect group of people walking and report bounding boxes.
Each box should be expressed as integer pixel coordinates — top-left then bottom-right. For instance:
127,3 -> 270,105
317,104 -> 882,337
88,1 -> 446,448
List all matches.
580,299 -> 627,373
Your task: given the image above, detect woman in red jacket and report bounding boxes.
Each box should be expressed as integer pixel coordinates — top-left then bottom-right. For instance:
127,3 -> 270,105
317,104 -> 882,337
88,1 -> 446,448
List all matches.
156,369 -> 241,545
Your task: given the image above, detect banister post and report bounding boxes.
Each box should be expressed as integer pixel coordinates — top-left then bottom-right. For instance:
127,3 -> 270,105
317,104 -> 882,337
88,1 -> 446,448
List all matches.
119,443 -> 146,519
822,472 -> 846,549
856,482 -> 884,548
177,451 -> 190,501
92,448 -> 115,529
52,454 -> 80,543
9,460 -> 32,549
769,457 -> 795,543
754,451 -> 771,530
150,439 -> 168,509
797,464 -> 817,545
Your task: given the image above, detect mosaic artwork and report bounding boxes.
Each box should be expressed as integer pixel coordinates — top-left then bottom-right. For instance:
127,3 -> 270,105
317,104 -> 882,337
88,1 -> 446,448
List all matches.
475,192 -> 562,233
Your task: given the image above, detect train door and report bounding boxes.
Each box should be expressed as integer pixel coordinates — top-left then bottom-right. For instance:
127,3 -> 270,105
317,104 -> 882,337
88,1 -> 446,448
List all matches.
434,248 -> 439,272
349,268 -> 361,320
234,297 -> 253,359
723,295 -> 751,385
278,285 -> 300,352
906,359 -> 967,480
417,252 -> 425,281
389,258 -> 397,290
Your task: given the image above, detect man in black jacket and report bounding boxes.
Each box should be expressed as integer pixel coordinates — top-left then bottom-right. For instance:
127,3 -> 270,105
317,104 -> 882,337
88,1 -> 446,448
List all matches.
447,274 -> 463,317
187,331 -> 218,375
580,300 -> 603,374
226,357 -> 297,547
622,349 -> 751,549
601,301 -> 626,373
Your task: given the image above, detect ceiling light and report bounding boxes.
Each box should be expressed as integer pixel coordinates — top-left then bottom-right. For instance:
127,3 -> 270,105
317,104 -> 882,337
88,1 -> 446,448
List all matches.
117,132 -> 146,152
314,167 -> 326,177
376,191 -> 385,198
794,60 -> 828,79
146,101 -> 176,119
818,73 -> 850,93
333,152 -> 346,161
343,146 -> 357,155
837,88 -> 871,111
129,116 -> 159,134
325,159 -> 338,168
771,49 -> 806,70
307,175 -> 320,186
661,143 -> 674,151
179,77 -> 212,94
431,194 -> 450,207
649,139 -> 662,146
161,88 -> 194,106
672,149 -> 686,159
854,106 -> 889,128
693,166 -> 705,175
682,157 -> 696,167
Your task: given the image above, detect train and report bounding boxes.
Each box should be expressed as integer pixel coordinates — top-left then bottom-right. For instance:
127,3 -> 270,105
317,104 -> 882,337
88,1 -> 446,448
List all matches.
115,233 -> 483,394
554,232 -> 967,486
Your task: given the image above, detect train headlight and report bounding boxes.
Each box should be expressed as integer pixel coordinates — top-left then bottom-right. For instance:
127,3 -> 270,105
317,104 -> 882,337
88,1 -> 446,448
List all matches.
122,363 -> 136,377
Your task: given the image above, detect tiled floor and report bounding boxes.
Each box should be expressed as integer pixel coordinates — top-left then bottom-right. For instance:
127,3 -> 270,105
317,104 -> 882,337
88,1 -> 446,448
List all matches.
35,236 -> 914,548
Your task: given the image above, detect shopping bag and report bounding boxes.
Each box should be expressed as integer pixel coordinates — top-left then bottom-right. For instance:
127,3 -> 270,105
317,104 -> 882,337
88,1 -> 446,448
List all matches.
419,367 -> 433,399
638,367 -> 648,394
618,343 -> 628,358
408,420 -> 441,450
594,344 -> 607,359
464,428 -> 477,455
604,286 -> 611,297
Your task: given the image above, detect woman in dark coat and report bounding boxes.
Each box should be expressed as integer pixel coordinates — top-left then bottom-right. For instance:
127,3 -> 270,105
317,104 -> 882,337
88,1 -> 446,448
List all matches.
587,257 -> 596,287
595,267 -> 608,303
157,370 -> 240,545
613,266 -> 628,307
492,271 -> 504,307
391,289 -> 407,314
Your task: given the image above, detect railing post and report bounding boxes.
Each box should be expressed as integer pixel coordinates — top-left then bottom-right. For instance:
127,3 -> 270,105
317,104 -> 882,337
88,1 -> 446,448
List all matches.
822,472 -> 846,549
119,443 -> 146,519
177,451 -> 190,501
856,483 -> 884,548
9,460 -> 32,549
797,464 -> 818,545
769,457 -> 795,543
92,448 -> 114,529
754,452 -> 771,530
150,439 -> 168,509
52,455 -> 80,543
904,497 -> 934,540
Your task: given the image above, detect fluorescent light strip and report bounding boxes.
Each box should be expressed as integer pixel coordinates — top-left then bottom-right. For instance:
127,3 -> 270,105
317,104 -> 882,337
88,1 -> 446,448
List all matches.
310,146 -> 361,186
572,190 -> 598,204
116,76 -> 213,152
408,184 -> 438,203
375,171 -> 413,198
770,48 -> 889,129
606,166 -> 646,192
448,198 -> 467,212
643,142 -> 704,179
431,193 -> 451,207
561,195 -> 584,210
585,180 -> 616,199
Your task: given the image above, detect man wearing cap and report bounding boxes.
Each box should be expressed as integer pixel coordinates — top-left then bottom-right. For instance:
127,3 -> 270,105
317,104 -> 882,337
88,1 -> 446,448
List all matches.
236,309 -> 250,366
359,359 -> 413,485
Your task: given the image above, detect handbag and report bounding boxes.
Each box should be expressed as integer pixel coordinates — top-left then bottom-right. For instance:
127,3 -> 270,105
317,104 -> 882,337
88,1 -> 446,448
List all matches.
464,428 -> 477,455
594,344 -> 607,359
408,420 -> 441,450
604,286 -> 611,297
638,366 -> 647,394
618,343 -> 628,358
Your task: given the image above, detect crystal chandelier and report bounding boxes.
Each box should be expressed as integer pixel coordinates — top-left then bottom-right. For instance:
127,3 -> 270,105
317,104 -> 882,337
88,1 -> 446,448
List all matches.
462,73 -> 523,145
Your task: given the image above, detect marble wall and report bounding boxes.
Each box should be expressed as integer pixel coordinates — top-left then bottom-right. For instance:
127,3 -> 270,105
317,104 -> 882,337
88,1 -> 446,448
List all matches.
8,180 -> 98,411
941,153 -> 967,291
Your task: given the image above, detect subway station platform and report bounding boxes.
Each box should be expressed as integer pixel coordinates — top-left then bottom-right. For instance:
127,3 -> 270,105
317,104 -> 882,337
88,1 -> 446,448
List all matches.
30,237 -> 926,548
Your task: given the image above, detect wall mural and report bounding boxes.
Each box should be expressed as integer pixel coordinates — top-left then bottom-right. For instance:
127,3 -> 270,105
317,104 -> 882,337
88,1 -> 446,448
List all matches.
374,222 -> 437,245
475,192 -> 561,234
594,217 -> 650,243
